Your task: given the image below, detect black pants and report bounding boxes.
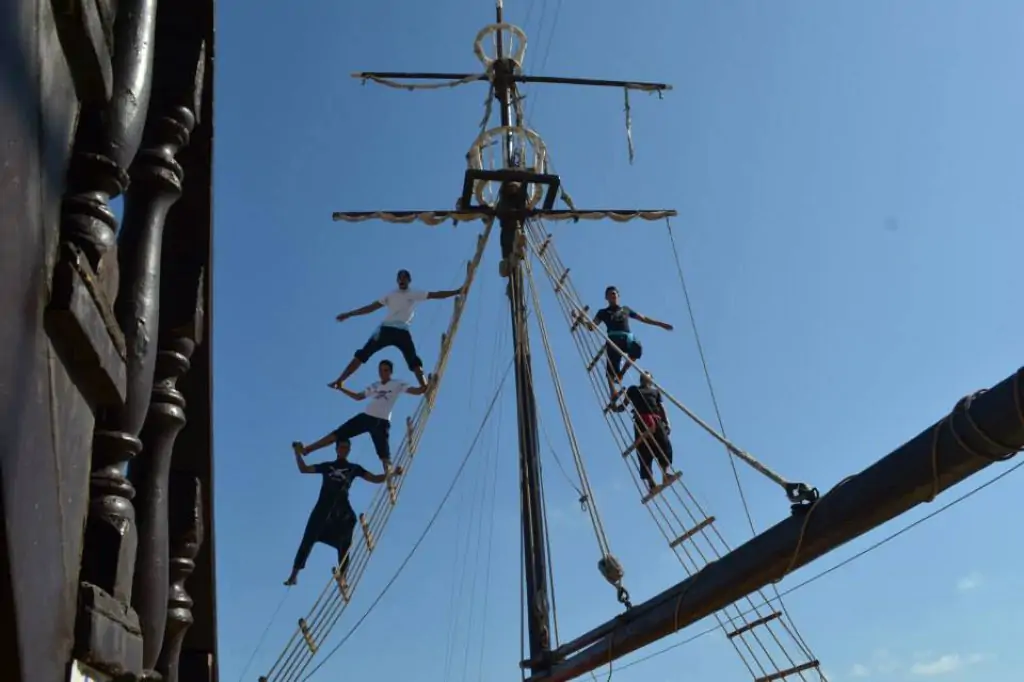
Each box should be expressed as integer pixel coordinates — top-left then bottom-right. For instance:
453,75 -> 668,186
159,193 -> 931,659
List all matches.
635,420 -> 672,485
606,334 -> 643,382
334,412 -> 391,462
292,506 -> 357,574
354,325 -> 423,372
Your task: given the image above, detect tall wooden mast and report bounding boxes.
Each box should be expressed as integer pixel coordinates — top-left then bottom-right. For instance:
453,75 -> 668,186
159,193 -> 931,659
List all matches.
334,4 -> 1024,681
333,1 -> 673,675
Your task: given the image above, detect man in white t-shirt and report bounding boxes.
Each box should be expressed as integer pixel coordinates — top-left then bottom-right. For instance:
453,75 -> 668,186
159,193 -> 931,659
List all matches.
297,359 -> 430,475
329,268 -> 464,391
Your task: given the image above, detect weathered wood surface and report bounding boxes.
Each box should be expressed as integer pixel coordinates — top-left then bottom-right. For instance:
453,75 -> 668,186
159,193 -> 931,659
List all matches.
0,0 -> 217,679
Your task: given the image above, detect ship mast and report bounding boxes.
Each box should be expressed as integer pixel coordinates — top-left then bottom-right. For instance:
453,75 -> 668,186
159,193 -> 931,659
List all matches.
491,0 -> 554,669
328,3 -> 1024,679
335,0 -> 673,675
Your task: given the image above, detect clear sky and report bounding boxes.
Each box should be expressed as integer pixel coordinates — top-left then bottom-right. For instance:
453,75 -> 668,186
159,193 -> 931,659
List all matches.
212,2 -> 1024,681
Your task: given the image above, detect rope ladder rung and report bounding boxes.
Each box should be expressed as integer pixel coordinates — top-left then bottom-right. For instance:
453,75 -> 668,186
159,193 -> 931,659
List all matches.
725,609 -> 781,639
570,305 -> 591,333
668,516 -> 716,549
537,235 -> 552,256
554,268 -> 570,293
298,618 -> 317,654
640,471 -> 681,505
359,513 -> 375,551
753,660 -> 822,682
405,416 -> 416,455
333,566 -> 351,603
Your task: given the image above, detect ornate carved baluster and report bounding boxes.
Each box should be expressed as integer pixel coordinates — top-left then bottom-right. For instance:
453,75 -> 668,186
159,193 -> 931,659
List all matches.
59,0 -> 158,302
155,473 -> 204,682
132,278 -> 203,674
123,6 -> 207,676
68,0 -> 161,677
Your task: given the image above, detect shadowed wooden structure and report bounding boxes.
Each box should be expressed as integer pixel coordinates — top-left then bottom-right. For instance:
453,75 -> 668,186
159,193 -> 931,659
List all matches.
1,1 -> 217,680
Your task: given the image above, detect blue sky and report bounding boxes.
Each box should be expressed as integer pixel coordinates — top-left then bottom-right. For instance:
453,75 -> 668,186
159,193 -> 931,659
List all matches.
213,2 -> 1024,681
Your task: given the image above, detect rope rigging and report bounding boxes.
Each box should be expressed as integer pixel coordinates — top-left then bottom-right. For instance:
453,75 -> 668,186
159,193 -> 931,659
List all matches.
524,219 -> 827,682
607,457 -> 1024,677
663,215 -> 821,659
300,358 -> 516,682
527,220 -> 818,511
255,222 -> 494,682
523,250 -> 633,609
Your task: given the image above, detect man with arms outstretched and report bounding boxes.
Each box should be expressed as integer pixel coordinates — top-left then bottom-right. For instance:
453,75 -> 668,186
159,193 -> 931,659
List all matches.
284,437 -> 403,586
301,359 -> 428,477
329,268 -> 463,390
589,285 -> 673,404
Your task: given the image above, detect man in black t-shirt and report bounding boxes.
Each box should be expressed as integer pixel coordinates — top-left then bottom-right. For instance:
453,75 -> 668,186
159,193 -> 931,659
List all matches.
284,438 -> 403,586
589,285 -> 673,404
625,373 -> 675,494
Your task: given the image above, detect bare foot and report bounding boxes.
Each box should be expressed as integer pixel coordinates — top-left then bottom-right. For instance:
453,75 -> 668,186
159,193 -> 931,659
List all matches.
284,573 -> 298,586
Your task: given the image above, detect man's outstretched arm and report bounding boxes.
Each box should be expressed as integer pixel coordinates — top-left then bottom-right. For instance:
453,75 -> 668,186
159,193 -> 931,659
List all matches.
426,285 -> 464,300
360,465 -> 405,484
336,300 -> 384,322
630,310 -> 674,331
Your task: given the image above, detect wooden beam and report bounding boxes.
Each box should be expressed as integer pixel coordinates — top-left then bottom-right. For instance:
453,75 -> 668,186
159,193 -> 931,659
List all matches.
528,367 -> 1024,682
351,71 -> 672,92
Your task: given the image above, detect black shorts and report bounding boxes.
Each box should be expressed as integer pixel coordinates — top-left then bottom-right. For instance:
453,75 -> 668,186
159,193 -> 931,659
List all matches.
333,412 -> 391,461
354,325 -> 423,372
605,334 -> 642,380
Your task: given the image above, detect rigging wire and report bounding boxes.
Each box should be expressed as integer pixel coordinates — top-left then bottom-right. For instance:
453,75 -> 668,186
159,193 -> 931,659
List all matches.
524,0 -> 564,123
664,216 -> 821,663
523,248 -> 615,561
523,223 -> 792,492
260,222 -> 495,682
441,448 -> 476,679
523,219 -> 821,680
539,414 -> 586,502
457,308 -> 506,682
236,590 -> 292,682
614,459 -> 1024,674
475,389 -> 506,681
458,417 -> 501,680
299,358 -> 515,682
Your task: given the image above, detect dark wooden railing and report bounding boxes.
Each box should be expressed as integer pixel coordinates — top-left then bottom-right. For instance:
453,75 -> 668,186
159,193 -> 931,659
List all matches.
0,0 -> 217,680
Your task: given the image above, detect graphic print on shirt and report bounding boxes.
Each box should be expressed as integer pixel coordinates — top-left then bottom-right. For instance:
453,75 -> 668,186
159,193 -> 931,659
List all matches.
312,460 -> 368,511
363,380 -> 410,421
378,288 -> 429,328
595,305 -> 639,335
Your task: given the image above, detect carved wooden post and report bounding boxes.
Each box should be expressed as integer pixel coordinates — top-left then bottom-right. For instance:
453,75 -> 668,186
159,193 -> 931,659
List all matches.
126,7 -> 207,676
66,0 -> 160,677
132,278 -> 203,674
155,473 -> 204,682
59,0 -> 157,299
